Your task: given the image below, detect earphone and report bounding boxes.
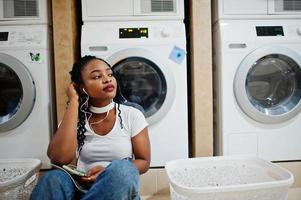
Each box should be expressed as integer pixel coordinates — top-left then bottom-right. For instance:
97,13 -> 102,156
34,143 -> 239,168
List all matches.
82,88 -> 88,94
79,88 -> 92,122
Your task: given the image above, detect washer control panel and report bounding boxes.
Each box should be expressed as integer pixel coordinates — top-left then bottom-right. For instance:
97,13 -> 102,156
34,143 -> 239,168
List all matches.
0,29 -> 46,47
119,28 -> 148,38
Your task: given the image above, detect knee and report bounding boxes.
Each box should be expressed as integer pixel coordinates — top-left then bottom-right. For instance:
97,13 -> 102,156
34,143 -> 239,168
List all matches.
109,160 -> 139,178
31,169 -> 75,200
105,160 -> 140,187
40,169 -> 71,186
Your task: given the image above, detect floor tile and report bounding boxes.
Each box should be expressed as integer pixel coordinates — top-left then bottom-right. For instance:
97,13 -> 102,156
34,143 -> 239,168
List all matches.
288,188 -> 301,200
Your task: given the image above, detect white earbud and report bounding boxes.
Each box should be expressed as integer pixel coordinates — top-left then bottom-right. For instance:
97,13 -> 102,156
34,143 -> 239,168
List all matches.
83,88 -> 87,94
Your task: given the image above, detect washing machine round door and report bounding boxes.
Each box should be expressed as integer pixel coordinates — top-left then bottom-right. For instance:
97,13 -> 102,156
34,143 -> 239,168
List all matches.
0,53 -> 35,132
108,48 -> 175,125
234,46 -> 301,123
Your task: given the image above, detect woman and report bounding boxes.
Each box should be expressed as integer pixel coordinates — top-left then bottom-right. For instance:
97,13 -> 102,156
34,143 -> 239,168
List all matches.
31,55 -> 151,200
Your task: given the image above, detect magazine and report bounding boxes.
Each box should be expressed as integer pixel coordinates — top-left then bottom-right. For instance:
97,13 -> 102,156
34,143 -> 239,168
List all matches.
51,164 -> 88,193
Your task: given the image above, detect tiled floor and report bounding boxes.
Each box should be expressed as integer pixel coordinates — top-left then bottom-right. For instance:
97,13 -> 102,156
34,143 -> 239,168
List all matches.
288,188 -> 301,200
142,195 -> 170,200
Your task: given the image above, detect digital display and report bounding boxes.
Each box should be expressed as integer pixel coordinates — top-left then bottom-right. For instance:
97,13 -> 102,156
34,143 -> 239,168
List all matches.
0,32 -> 9,41
256,26 -> 284,36
119,28 -> 148,38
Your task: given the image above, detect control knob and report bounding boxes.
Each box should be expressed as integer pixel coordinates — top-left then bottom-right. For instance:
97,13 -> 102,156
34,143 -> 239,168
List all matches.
160,28 -> 172,38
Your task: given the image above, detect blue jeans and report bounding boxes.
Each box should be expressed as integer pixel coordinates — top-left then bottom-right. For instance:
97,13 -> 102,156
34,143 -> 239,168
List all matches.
30,160 -> 140,200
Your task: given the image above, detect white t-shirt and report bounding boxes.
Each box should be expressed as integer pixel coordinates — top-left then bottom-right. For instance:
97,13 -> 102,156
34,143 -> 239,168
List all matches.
76,104 -> 148,172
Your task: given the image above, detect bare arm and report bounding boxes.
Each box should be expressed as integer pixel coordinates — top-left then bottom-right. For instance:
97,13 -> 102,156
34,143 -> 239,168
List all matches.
47,83 -> 79,165
131,127 -> 151,174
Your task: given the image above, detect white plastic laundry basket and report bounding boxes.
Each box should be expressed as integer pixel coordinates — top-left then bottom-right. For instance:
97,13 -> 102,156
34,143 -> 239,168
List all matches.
165,156 -> 294,200
0,159 -> 41,200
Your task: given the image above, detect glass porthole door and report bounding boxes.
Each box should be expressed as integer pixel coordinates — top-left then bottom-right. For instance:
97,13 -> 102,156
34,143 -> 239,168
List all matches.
234,46 -> 301,123
108,48 -> 175,125
0,53 -> 35,132
113,57 -> 167,117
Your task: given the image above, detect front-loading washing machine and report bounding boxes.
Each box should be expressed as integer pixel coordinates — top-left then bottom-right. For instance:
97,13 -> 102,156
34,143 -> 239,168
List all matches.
0,25 -> 55,168
81,21 -> 188,167
213,19 -> 301,161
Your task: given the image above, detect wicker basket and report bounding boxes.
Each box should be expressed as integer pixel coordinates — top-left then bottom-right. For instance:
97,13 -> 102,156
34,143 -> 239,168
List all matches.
0,159 -> 41,200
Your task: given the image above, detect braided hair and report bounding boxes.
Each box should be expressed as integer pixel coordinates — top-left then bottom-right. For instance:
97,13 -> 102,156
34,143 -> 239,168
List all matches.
69,55 -> 123,154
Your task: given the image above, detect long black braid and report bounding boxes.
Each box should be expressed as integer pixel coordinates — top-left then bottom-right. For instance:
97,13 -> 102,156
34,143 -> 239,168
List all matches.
69,55 -> 124,154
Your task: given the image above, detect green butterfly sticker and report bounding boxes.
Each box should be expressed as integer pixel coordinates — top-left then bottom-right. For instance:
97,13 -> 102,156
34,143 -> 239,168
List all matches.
30,52 -> 41,62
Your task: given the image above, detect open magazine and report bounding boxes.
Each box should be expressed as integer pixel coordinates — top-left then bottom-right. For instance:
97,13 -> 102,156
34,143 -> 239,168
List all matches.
51,164 -> 88,193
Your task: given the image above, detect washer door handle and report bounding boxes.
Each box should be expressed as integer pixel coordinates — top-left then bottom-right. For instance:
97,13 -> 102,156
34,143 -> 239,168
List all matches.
88,46 -> 108,52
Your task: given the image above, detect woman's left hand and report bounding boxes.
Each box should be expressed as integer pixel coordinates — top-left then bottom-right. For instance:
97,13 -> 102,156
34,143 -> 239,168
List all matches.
80,165 -> 105,183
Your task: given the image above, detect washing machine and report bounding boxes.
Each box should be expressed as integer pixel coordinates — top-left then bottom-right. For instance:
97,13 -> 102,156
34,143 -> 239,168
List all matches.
0,24 -> 55,168
81,21 -> 188,167
213,19 -> 301,161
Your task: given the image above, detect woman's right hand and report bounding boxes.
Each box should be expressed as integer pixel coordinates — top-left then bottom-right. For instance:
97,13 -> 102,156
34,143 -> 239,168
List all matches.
78,165 -> 105,187
66,83 -> 79,103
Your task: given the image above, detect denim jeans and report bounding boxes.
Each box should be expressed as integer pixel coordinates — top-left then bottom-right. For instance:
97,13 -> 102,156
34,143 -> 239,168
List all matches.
30,159 -> 140,200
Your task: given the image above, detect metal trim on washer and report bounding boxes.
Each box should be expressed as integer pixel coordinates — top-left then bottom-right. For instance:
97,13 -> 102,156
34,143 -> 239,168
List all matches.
107,48 -> 176,125
234,46 -> 301,124
0,53 -> 36,132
